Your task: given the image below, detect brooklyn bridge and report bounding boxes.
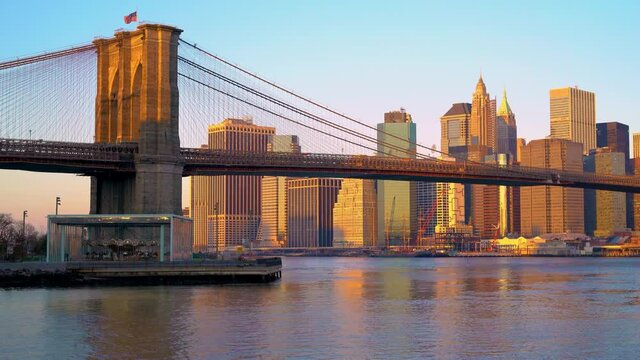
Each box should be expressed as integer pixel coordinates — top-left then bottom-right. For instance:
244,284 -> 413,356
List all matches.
1,23 -> 639,217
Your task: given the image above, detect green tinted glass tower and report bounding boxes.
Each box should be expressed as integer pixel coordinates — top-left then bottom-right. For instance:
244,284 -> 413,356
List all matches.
377,109 -> 417,247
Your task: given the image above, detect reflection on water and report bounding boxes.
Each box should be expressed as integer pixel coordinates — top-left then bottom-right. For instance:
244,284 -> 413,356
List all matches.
1,258 -> 640,359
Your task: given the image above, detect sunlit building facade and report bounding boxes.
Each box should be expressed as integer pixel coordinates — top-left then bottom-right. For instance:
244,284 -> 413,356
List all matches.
288,178 -> 342,248
470,76 -> 496,151
633,133 -> 640,158
588,150 -> 627,237
520,138 -> 584,236
190,146 -> 210,252
260,135 -> 301,247
596,121 -> 632,229
516,138 -> 526,163
377,109 -> 417,247
333,179 -> 377,248
435,155 -> 472,237
191,118 -> 275,252
549,87 -> 596,155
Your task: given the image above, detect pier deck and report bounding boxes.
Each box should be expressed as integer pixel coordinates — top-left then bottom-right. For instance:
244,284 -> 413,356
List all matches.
0,258 -> 282,288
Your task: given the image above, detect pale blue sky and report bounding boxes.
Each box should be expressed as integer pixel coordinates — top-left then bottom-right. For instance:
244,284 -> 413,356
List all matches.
1,0 -> 639,229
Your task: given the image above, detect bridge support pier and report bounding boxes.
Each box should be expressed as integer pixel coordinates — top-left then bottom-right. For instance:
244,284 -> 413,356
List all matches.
134,159 -> 183,215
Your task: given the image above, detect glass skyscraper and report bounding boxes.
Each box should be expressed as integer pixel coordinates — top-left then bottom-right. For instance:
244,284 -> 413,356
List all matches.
376,109 -> 417,247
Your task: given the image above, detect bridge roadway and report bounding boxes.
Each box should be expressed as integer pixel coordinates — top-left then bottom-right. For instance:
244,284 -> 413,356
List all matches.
2,138 -> 640,193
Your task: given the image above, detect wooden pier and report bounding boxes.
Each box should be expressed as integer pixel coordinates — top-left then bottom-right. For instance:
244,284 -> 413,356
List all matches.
0,258 -> 282,288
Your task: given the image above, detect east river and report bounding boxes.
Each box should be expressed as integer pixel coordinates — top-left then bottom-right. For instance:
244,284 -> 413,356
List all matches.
1,257 -> 640,359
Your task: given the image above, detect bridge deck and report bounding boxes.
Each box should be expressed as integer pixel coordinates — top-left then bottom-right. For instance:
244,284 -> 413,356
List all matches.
2,138 -> 640,193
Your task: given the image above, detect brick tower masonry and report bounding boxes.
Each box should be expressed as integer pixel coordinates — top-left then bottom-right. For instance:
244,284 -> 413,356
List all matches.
91,24 -> 183,215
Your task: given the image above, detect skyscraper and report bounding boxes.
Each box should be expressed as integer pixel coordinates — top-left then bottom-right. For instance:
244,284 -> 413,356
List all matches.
549,87 -> 596,155
596,122 -> 629,171
434,182 -> 473,239
496,89 -> 517,157
440,103 -> 471,155
287,178 -> 341,248
633,158 -> 640,232
520,138 -> 584,236
416,181 -> 437,242
469,146 -> 499,239
516,138 -> 526,163
333,179 -> 377,248
434,156 -> 473,240
190,145 -> 210,253
260,135 -> 301,247
191,118 -> 275,252
473,153 -> 517,238
596,121 -> 632,229
633,133 -> 640,158
470,76 -> 496,151
377,109 -> 417,247
593,150 -> 627,237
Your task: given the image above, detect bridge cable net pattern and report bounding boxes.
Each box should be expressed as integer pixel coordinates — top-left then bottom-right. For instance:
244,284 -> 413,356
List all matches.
1,42 -> 640,191
178,40 -> 441,160
176,40 -> 550,180
175,40 -> 640,189
0,45 -> 96,144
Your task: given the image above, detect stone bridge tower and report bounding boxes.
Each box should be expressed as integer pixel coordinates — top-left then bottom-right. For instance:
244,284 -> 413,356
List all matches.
91,24 -> 183,215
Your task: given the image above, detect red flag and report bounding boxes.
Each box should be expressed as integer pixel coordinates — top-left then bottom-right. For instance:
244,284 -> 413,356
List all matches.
124,11 -> 138,24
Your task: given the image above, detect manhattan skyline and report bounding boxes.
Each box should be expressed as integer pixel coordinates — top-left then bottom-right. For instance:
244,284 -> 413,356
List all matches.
1,0 -> 639,229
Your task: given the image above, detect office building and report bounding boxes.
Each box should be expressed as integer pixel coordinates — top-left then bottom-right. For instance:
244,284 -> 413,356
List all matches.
520,138 -> 584,236
333,179 -> 377,248
190,145 -> 209,253
470,76 -> 496,151
634,158 -> 640,231
596,121 -> 632,229
377,109 -> 417,247
595,151 -> 627,237
472,153 -> 517,238
259,135 -> 301,247
496,89 -> 517,157
288,178 -> 341,248
549,87 -> 596,155
440,103 -> 471,154
434,156 -> 473,237
416,181 -> 437,243
633,133 -> 640,158
191,118 -> 275,252
516,138 -> 526,163
597,122 -> 629,171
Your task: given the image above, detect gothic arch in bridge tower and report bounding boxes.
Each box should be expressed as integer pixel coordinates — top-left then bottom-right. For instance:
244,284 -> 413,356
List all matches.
109,70 -> 118,142
91,24 -> 184,216
130,63 -> 142,141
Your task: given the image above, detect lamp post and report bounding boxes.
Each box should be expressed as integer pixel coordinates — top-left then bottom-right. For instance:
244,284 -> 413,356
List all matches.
55,196 -> 61,215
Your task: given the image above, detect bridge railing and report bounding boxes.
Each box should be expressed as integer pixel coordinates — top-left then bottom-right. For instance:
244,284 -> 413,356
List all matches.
181,148 -> 640,188
0,138 -> 137,162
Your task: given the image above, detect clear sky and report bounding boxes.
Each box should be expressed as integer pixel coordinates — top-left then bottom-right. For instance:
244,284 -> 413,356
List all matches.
1,0 -> 639,230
